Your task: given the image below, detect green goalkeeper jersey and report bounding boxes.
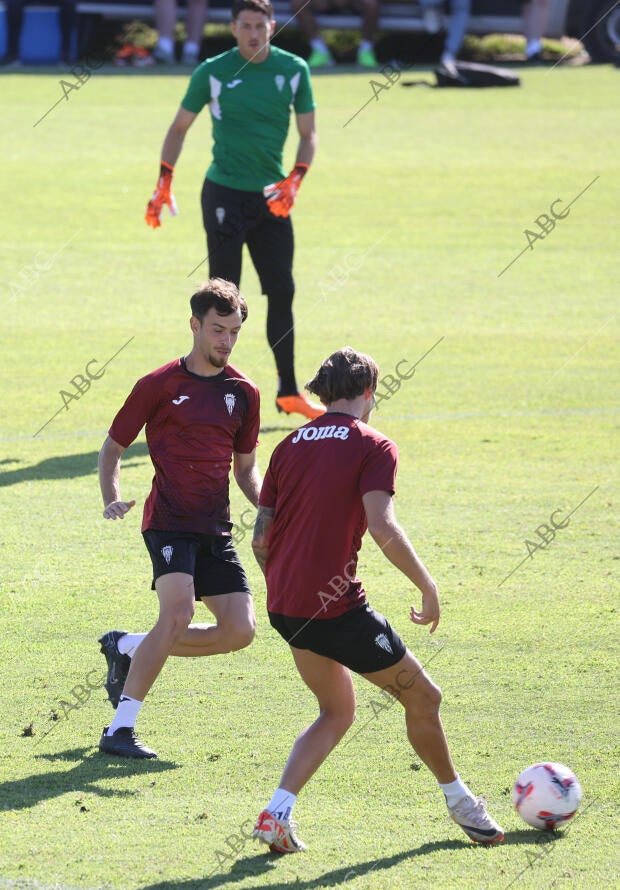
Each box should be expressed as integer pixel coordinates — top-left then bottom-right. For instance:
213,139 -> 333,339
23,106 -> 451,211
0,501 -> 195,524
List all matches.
181,46 -> 315,192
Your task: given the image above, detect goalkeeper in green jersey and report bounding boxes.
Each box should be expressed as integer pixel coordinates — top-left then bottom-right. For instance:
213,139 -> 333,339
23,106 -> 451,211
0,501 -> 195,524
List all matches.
146,0 -> 324,421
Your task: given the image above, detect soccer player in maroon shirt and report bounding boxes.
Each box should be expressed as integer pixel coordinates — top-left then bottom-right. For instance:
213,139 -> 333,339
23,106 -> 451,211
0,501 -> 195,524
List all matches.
97,278 -> 261,759
251,347 -> 504,850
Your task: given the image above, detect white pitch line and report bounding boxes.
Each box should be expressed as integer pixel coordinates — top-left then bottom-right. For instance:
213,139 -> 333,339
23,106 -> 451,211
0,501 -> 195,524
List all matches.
377,406 -> 620,422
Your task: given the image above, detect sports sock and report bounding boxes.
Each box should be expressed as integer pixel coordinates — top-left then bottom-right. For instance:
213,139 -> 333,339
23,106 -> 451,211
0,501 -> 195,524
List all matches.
266,298 -> 296,395
266,788 -> 297,822
526,39 -> 542,57
117,633 -> 146,658
106,695 -> 143,735
157,36 -> 174,55
276,374 -> 298,398
439,774 -> 473,807
310,38 -> 329,54
265,275 -> 296,398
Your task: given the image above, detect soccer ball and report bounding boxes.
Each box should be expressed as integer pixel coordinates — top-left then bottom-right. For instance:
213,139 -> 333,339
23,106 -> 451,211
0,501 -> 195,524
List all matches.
513,762 -> 582,830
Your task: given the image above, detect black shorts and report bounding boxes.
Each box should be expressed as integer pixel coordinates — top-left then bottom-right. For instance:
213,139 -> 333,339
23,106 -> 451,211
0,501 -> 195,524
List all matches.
201,178 -> 294,296
142,530 -> 251,600
268,603 -> 407,674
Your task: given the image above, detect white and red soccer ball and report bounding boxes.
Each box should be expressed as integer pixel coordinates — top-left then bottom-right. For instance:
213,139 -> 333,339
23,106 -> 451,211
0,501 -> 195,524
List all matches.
513,762 -> 582,830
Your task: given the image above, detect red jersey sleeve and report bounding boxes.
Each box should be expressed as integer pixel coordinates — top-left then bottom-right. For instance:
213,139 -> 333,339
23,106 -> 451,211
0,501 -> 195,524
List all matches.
109,374 -> 160,448
359,434 -> 398,497
233,382 -> 260,454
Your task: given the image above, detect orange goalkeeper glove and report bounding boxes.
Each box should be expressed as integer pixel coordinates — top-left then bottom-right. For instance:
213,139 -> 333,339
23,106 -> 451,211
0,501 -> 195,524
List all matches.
263,163 -> 309,218
145,161 -> 178,229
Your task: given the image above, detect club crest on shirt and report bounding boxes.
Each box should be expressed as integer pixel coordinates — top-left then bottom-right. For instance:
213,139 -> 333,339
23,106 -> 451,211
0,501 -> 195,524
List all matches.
224,393 -> 236,415
275,75 -> 285,92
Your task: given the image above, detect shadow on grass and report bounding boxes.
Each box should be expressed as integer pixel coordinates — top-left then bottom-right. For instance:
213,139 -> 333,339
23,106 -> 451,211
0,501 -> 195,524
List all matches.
499,828 -> 566,846
138,829 -> 571,889
0,431 -> 294,486
0,443 -> 149,487
1,745 -> 178,811
140,840 -> 472,889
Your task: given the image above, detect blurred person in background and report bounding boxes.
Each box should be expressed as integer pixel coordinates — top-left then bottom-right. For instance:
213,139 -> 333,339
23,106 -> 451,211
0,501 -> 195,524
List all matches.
419,0 -> 471,71
522,0 -> 550,62
151,0 -> 209,65
290,0 -> 379,67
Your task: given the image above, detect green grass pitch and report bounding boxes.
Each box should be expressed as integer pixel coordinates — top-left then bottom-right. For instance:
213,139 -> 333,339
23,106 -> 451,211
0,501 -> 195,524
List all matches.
0,62 -> 618,889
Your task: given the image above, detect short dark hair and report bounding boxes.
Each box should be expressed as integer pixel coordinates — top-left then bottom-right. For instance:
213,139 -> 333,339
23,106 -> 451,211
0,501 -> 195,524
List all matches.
306,347 -> 379,404
190,278 -> 248,323
232,0 -> 273,20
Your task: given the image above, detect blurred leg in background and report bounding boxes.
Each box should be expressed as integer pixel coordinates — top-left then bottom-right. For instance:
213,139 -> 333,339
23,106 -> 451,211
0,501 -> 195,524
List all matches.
522,0 -> 550,61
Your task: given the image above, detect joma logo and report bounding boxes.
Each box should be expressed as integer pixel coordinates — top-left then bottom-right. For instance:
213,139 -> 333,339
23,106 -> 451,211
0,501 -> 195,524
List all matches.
291,425 -> 349,444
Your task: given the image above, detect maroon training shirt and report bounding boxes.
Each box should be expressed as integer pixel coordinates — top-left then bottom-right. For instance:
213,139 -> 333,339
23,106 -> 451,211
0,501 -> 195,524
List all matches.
109,358 -> 260,534
259,413 -> 398,619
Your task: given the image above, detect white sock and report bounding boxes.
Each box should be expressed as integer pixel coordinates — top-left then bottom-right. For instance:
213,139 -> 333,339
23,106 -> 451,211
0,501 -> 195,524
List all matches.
107,696 -> 143,735
183,41 -> 199,55
157,36 -> 174,54
526,39 -> 542,56
358,40 -> 373,53
266,788 -> 297,822
439,774 -> 472,807
310,38 -> 329,54
117,633 -> 146,658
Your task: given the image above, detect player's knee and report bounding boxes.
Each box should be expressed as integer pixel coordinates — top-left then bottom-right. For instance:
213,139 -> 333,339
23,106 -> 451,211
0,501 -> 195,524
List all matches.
343,706 -> 356,733
224,616 -> 256,652
323,705 -> 355,741
236,619 -> 256,651
425,680 -> 442,712
160,603 -> 195,640
405,675 -> 442,716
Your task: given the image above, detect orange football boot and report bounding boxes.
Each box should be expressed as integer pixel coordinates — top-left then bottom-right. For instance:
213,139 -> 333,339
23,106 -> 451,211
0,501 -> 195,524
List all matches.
275,393 -> 325,420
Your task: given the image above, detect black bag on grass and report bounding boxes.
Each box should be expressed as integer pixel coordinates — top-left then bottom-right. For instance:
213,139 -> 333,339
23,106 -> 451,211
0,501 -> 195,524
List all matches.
434,61 -> 520,87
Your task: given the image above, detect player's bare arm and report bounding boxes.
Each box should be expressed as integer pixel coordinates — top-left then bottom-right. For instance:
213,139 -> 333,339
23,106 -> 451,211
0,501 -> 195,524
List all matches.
98,435 -> 136,520
251,505 -> 274,575
161,107 -> 198,167
363,489 -> 440,633
233,449 -> 262,507
295,111 -> 317,167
